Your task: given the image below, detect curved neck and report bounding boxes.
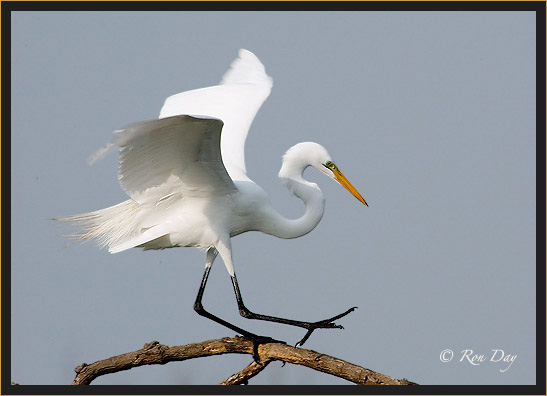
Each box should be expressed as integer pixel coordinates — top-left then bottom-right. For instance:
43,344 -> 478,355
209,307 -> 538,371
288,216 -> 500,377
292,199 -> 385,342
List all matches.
259,164 -> 325,240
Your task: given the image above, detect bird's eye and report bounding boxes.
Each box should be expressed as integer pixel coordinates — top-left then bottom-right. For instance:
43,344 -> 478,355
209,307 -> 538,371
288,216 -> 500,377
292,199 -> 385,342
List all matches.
324,161 -> 335,170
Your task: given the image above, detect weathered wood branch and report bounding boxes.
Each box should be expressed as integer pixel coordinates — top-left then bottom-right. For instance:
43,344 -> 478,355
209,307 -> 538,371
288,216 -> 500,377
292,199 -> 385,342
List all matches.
72,337 -> 417,385
219,360 -> 271,385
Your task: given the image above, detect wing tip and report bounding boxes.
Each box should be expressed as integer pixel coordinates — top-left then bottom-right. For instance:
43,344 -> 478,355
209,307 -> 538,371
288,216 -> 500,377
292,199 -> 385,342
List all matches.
237,48 -> 258,61
220,48 -> 273,88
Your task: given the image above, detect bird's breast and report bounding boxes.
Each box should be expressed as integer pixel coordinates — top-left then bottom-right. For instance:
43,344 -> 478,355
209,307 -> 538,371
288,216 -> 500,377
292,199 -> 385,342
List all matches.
228,183 -> 273,237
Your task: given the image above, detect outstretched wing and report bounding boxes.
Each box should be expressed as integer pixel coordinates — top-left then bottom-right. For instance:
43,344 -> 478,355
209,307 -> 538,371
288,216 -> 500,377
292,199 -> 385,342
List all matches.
159,49 -> 273,182
92,115 -> 236,206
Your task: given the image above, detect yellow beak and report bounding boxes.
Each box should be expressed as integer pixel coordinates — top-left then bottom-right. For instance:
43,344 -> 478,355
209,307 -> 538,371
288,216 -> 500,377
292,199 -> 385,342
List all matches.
333,168 -> 368,207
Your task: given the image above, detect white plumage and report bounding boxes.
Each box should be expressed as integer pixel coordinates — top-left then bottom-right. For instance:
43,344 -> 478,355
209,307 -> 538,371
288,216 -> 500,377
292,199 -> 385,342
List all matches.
59,49 -> 367,344
160,49 -> 272,182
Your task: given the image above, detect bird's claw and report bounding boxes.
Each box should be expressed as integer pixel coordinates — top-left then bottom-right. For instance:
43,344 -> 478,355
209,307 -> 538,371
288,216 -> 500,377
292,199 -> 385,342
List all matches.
295,329 -> 314,347
244,334 -> 285,362
315,321 -> 343,329
295,306 -> 357,347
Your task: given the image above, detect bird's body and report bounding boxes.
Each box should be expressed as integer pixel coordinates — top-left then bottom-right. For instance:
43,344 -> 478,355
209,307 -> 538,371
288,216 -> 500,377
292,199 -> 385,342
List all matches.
60,49 -> 367,345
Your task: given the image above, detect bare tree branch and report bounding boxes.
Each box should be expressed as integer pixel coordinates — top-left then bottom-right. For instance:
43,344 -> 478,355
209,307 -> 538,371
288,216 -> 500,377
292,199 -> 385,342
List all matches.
71,337 -> 418,385
219,360 -> 271,385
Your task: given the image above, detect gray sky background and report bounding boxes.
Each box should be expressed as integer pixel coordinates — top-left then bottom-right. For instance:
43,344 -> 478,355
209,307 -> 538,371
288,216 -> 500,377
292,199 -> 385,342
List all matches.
11,11 -> 536,385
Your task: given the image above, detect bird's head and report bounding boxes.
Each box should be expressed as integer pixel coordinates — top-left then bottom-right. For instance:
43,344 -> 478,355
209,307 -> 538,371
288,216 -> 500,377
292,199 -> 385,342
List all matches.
316,157 -> 368,207
281,142 -> 368,207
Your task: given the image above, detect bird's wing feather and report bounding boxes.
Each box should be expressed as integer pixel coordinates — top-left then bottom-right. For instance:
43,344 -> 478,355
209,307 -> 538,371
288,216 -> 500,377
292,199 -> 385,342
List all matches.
159,49 -> 272,182
92,115 -> 236,206
109,223 -> 171,254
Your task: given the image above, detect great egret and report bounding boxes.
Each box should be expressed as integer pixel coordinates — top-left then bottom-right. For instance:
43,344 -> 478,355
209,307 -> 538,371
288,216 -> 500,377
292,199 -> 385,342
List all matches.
59,49 -> 368,347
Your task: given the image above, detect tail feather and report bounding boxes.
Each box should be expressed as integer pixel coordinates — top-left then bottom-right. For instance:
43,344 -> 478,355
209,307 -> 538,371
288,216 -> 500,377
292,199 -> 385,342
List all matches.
55,199 -> 140,251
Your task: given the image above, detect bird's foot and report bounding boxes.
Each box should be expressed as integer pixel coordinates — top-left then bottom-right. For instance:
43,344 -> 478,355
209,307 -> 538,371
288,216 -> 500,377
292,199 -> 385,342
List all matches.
240,334 -> 286,362
295,306 -> 358,347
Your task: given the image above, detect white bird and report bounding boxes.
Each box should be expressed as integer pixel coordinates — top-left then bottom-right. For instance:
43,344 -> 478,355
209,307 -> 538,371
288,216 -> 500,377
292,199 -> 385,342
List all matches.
59,49 -> 368,347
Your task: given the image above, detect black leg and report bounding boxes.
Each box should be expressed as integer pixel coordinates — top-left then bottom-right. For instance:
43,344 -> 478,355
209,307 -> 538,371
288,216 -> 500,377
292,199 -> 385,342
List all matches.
193,265 -> 283,360
230,274 -> 357,346
194,266 -> 256,338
